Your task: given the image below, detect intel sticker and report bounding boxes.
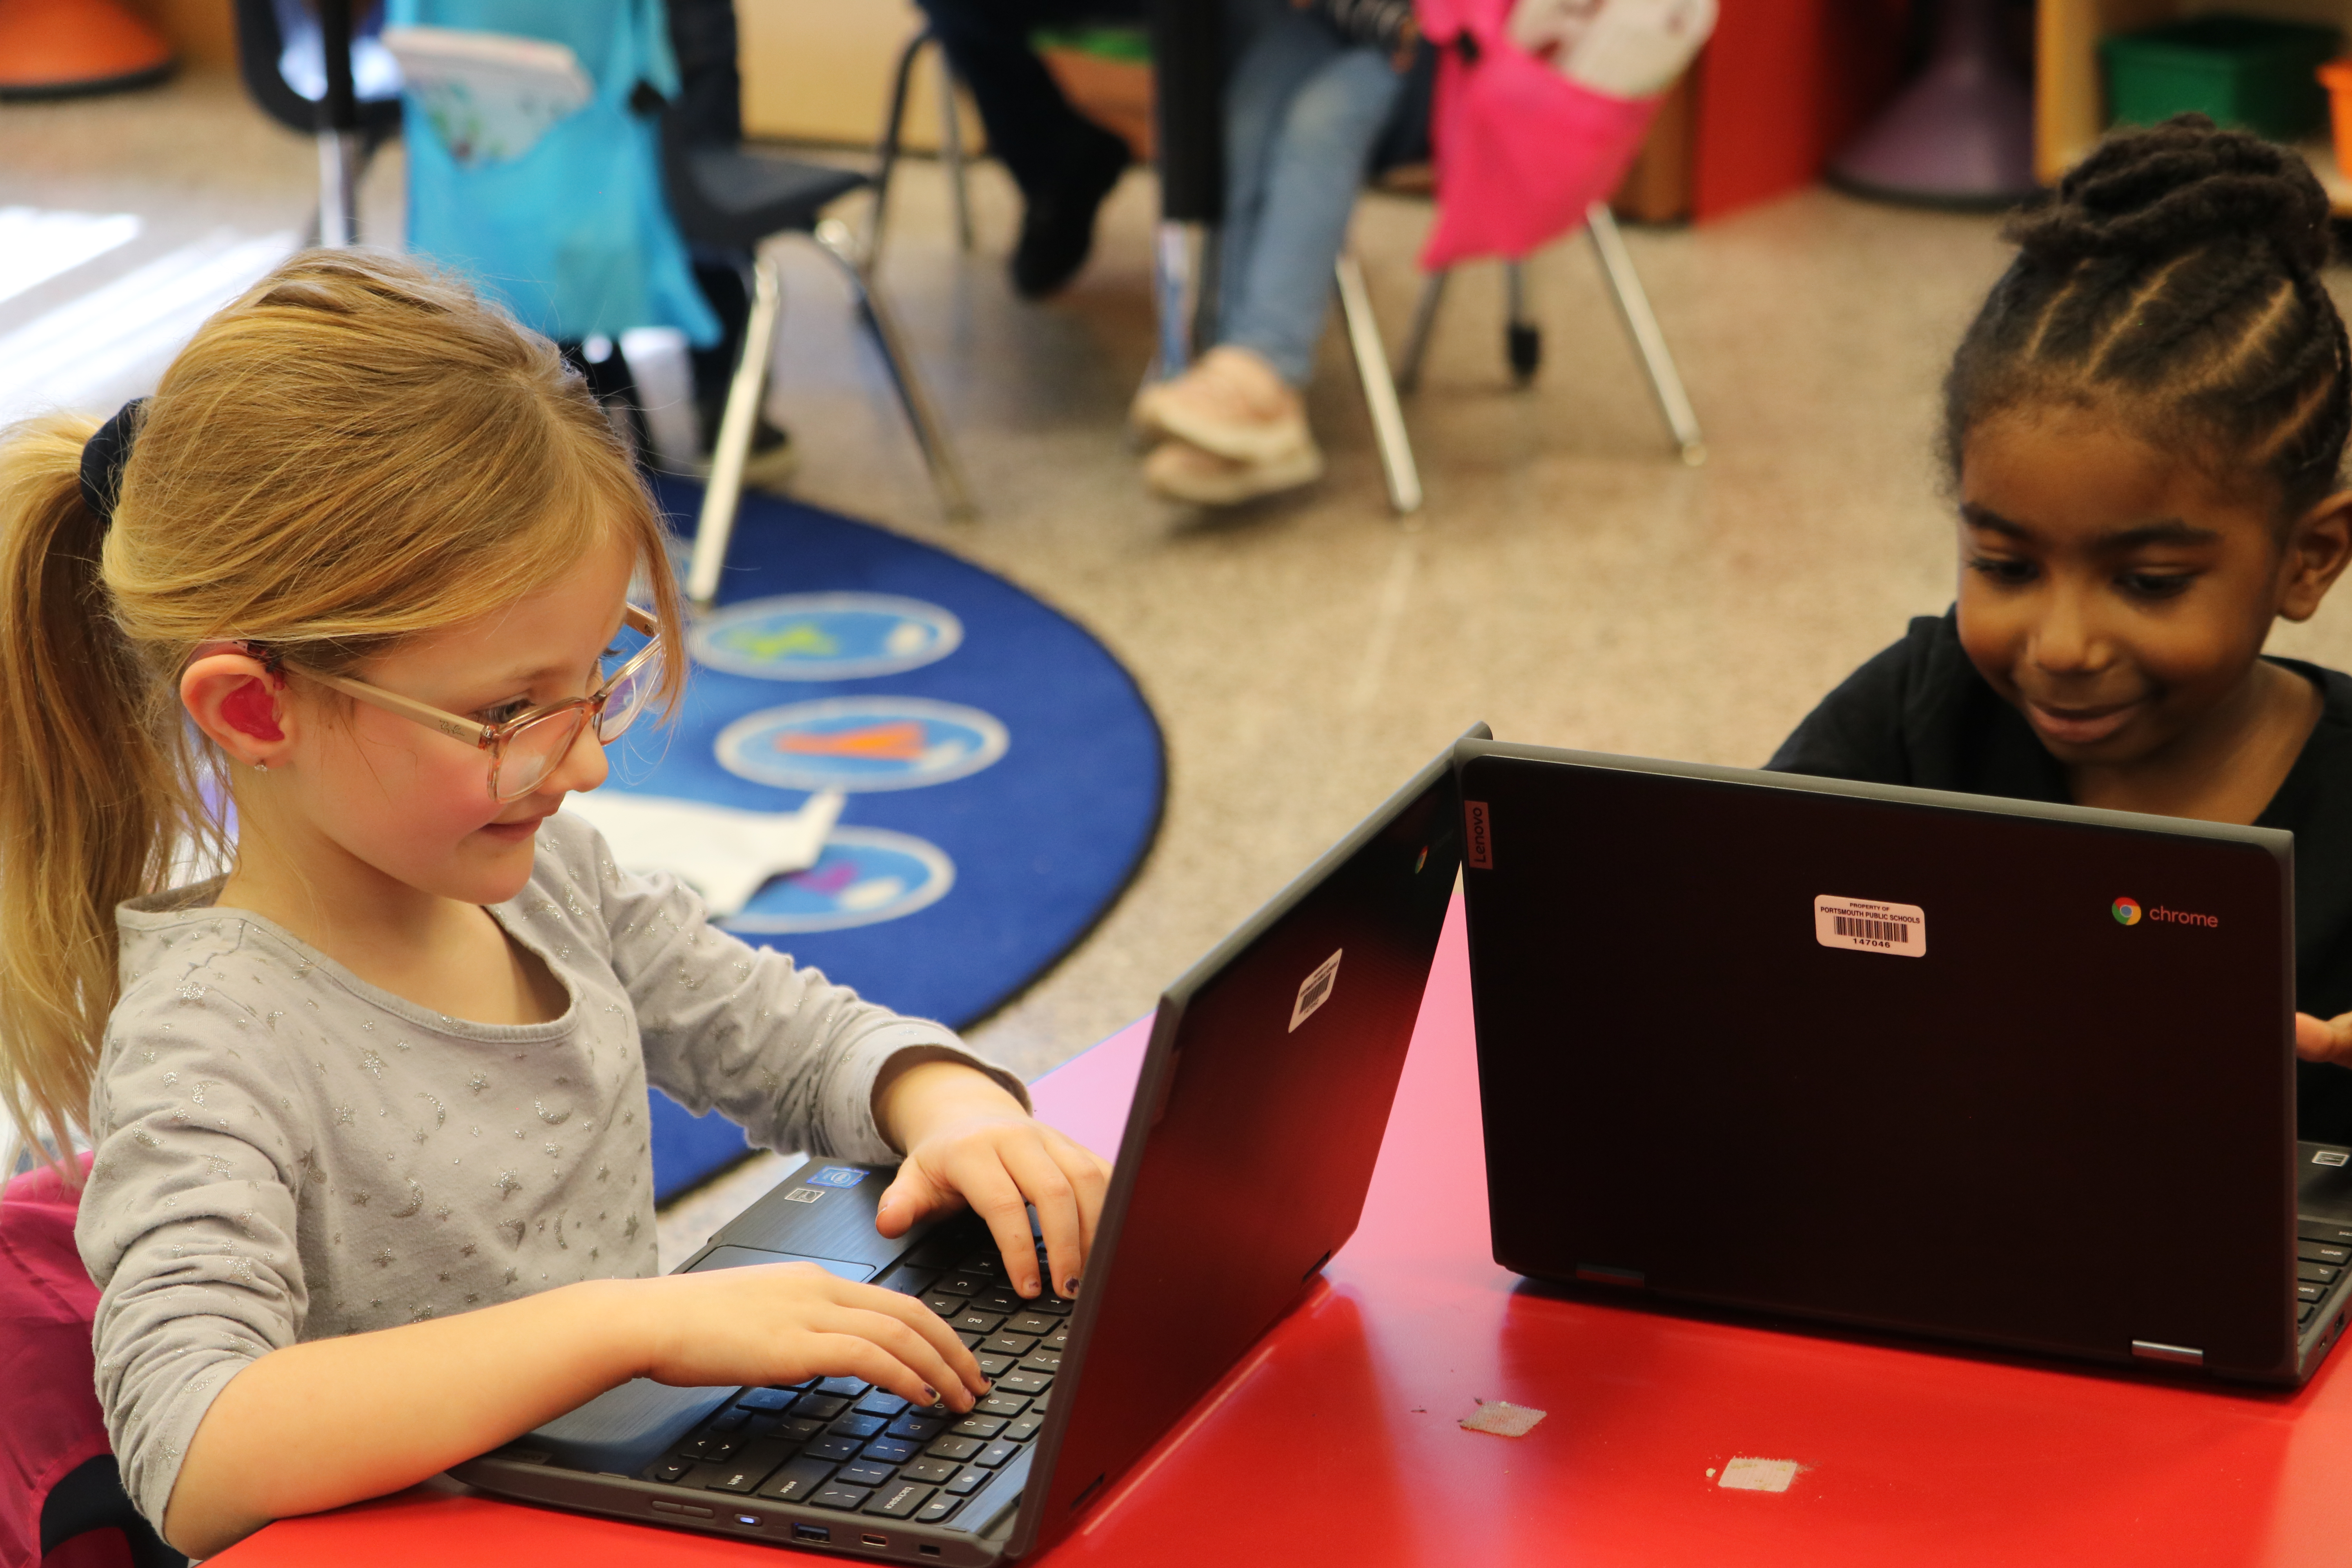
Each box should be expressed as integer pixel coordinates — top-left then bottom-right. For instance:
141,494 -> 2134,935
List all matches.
808,1166 -> 869,1188
1814,895 -> 1926,958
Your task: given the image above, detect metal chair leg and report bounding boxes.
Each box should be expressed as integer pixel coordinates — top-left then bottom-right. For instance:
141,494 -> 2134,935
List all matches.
1504,261 -> 1540,385
1395,269 -> 1448,393
811,218 -> 976,521
687,252 -> 785,609
936,53 -> 973,253
1336,254 -> 1423,515
1152,220 -> 1207,380
866,29 -> 931,272
1584,202 -> 1705,466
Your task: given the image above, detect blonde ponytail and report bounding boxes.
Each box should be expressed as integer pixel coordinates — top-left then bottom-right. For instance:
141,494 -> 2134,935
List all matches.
0,416 -> 208,1168
0,249 -> 684,1171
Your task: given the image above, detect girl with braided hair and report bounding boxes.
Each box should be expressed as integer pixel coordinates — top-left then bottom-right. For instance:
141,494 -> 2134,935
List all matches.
1769,115 -> 2352,1138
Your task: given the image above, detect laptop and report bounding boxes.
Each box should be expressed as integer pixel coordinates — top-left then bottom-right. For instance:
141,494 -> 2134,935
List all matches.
1455,738 -> 2352,1386
452,727 -> 1481,1557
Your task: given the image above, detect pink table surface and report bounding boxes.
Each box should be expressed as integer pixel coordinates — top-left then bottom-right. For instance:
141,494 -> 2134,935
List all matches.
217,891 -> 2352,1565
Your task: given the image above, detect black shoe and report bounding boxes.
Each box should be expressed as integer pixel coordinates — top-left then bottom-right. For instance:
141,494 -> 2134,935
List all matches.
1011,127 -> 1131,299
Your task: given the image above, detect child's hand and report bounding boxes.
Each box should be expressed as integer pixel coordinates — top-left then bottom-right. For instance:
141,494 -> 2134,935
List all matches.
633,1262 -> 988,1411
2298,1010 -> 2352,1068
873,1060 -> 1111,1299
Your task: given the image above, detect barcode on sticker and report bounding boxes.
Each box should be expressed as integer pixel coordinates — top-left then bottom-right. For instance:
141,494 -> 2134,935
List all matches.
1832,915 -> 1909,945
1290,949 -> 1342,1032
1815,896 -> 1927,957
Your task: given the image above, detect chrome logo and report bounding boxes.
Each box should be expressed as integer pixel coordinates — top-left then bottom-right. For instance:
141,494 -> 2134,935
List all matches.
2112,897 -> 2143,926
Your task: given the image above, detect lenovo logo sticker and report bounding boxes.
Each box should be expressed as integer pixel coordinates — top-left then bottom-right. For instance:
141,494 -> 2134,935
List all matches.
1465,800 -> 1493,869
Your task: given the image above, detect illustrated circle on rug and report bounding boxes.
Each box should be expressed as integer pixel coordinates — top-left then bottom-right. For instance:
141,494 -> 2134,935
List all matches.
690,593 -> 964,681
714,696 -> 1010,793
725,827 -> 956,934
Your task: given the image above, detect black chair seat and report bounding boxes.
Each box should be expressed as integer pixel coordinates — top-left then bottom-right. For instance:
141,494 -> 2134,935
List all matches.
667,137 -> 870,250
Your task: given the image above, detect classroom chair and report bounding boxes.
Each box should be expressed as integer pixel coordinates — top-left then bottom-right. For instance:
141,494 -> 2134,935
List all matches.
1,1158 -> 187,1568
1389,209 -> 1708,469
659,106 -> 976,610
231,0 -> 401,247
869,29 -> 977,267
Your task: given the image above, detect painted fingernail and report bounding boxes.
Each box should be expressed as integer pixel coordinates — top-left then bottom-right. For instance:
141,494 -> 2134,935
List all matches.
923,1386 -> 939,1402
1063,1275 -> 1081,1296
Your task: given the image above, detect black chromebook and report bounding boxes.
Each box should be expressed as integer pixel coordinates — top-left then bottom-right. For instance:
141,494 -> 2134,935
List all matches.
1457,738 -> 2352,1387
452,728 -> 1480,1557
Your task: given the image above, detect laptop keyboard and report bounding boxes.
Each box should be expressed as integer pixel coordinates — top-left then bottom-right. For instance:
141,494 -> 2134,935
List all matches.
641,1244 -> 1074,1527
2297,1219 -> 2352,1334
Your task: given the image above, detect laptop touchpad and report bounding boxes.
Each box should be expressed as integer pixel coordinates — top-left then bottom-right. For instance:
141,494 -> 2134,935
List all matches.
686,1244 -> 878,1283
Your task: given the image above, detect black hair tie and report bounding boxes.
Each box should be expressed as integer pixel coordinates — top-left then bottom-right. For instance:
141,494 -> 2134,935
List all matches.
77,397 -> 147,526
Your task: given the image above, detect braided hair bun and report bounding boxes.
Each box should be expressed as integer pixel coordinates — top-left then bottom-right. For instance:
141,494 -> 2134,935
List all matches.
1944,113 -> 2350,516
2008,114 -> 2331,276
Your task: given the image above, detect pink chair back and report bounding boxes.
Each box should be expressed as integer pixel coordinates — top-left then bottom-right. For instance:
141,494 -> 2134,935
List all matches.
1,1156 -> 116,1567
1416,0 -> 1662,269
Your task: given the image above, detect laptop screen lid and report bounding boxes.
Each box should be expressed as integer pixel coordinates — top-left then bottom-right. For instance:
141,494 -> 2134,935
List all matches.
1006,728 -> 1479,1555
1456,740 -> 2303,1382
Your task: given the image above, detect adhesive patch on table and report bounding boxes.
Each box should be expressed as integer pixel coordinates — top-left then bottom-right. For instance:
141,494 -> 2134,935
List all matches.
713,696 -> 1009,793
623,477 -> 1165,1201
689,592 -> 963,681
1717,1457 -> 1802,1492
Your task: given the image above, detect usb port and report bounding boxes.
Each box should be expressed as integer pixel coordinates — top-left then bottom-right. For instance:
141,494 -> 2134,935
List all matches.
793,1523 -> 832,1543
920,1548 -> 943,1559
861,1534 -> 889,1547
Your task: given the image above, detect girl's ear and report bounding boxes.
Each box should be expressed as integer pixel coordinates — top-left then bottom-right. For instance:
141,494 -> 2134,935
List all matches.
2278,491 -> 2352,622
181,653 -> 294,770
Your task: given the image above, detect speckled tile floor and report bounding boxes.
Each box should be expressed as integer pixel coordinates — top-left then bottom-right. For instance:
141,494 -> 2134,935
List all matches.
16,72 -> 2352,1267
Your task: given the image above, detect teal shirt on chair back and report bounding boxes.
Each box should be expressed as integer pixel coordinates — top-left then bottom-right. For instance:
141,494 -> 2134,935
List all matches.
391,0 -> 722,347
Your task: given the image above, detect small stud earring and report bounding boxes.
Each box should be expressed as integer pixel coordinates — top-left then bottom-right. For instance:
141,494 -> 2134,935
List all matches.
254,760 -> 269,773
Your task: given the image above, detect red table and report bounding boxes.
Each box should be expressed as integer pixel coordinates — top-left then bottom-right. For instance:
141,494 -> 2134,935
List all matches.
218,893 -> 2352,1566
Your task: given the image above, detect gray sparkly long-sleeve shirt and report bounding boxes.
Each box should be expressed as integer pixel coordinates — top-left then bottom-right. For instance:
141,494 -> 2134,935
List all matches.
75,810 -> 1024,1532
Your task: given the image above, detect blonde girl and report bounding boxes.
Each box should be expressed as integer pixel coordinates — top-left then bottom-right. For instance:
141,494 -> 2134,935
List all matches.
0,251 -> 1109,1558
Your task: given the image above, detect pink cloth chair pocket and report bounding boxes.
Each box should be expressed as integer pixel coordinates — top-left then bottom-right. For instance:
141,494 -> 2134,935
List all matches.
1417,0 -> 1661,269
1,1156 -> 118,1567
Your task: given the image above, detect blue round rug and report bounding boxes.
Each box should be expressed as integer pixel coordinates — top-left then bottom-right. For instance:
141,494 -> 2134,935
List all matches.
616,476 -> 1164,1200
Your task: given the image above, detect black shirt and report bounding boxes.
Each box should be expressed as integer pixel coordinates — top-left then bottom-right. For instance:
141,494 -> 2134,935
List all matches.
1768,609 -> 2352,1143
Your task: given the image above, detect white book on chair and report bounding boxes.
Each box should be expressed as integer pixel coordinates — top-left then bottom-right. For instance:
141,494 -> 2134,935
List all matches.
380,24 -> 593,167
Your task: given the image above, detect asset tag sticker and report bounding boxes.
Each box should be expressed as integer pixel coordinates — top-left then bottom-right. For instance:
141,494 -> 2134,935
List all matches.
1814,896 -> 1927,958
2316,1150 -> 2349,1167
1290,949 -> 1343,1033
782,1187 -> 824,1204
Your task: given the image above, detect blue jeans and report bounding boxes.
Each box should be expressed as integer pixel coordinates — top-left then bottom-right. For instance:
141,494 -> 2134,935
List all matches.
1217,4 -> 1404,387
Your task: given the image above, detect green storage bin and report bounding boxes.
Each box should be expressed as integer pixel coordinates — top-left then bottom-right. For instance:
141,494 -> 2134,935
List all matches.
2101,15 -> 2341,142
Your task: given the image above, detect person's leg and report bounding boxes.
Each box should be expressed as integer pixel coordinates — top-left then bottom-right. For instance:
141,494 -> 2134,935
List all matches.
1220,45 -> 1404,387
915,0 -> 1141,296
1214,4 -> 1340,357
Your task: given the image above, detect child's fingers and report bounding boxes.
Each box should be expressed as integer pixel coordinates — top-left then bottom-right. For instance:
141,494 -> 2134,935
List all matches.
816,1301 -> 983,1406
2298,1010 -> 2352,1065
800,1328 -> 967,1414
1040,1127 -> 1112,1254
998,1135 -> 1085,1300
848,1282 -> 989,1394
875,1157 -> 956,1239
949,1153 -> 1047,1298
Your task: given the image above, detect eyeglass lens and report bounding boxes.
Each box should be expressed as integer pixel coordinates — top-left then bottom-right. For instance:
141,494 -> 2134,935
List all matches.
493,640 -> 665,801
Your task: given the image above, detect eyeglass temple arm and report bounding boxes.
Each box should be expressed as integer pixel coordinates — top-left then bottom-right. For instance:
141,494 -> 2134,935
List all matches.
298,666 -> 495,748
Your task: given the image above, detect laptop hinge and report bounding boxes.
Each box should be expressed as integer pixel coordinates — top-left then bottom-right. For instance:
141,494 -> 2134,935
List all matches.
1575,1264 -> 1645,1288
2131,1339 -> 2205,1368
